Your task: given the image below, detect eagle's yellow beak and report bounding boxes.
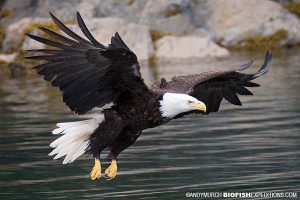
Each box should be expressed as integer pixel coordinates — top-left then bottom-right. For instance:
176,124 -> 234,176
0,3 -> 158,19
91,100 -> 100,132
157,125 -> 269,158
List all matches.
190,101 -> 206,113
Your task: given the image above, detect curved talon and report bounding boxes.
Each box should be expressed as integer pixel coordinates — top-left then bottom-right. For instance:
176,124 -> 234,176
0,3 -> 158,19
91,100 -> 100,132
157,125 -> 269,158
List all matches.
104,159 -> 117,180
90,158 -> 101,180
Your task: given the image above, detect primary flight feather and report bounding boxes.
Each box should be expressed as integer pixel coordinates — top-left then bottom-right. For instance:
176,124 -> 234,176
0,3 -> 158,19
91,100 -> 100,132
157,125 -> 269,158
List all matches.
26,12 -> 271,180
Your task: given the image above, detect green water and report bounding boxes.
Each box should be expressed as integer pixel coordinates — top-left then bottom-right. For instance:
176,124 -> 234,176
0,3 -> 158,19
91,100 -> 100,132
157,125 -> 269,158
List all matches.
0,51 -> 299,199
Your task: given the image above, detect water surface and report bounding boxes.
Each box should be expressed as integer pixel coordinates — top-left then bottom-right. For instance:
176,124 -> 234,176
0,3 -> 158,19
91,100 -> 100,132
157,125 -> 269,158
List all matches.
0,50 -> 299,199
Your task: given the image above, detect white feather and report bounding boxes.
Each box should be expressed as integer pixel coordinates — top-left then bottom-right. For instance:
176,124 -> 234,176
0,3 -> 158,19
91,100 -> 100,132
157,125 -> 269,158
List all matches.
159,93 -> 199,118
49,113 -> 104,164
52,120 -> 91,135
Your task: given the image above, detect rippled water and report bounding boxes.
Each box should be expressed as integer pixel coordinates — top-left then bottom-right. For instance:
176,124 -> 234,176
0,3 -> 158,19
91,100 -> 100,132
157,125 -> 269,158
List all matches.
0,50 -> 299,199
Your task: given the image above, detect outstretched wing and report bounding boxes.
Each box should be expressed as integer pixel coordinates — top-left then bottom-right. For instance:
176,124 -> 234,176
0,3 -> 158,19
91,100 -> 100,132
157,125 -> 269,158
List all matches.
155,52 -> 272,115
26,12 -> 148,115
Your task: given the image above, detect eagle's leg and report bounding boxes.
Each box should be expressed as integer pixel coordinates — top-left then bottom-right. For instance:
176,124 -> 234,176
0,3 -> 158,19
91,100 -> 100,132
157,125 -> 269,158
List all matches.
104,130 -> 142,180
104,156 -> 118,180
90,156 -> 102,180
88,111 -> 125,180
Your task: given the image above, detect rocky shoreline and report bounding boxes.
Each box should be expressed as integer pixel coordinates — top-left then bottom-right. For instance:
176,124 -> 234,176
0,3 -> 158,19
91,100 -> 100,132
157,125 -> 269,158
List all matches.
0,0 -> 299,73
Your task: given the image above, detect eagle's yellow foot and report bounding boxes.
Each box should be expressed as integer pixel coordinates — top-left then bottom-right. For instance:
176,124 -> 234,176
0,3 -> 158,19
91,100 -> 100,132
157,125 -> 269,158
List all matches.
90,158 -> 101,180
104,159 -> 117,180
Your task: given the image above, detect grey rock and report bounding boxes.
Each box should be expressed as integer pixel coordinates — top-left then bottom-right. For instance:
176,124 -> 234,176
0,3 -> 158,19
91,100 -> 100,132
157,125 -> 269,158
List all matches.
2,0 -> 33,12
203,0 -> 300,46
67,18 -> 154,61
155,29 -> 229,62
22,17 -> 154,61
138,0 -> 195,34
3,17 -> 51,52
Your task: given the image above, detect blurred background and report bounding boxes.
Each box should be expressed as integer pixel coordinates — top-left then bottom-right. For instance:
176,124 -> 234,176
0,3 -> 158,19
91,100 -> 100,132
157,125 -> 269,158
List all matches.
0,0 -> 299,199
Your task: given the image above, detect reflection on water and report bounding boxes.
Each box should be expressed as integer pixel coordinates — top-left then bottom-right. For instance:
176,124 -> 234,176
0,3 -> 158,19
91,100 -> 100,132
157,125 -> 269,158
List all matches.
0,50 -> 299,199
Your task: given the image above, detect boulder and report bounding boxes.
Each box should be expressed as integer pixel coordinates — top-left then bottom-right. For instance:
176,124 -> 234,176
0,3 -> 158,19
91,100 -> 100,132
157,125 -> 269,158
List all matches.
89,0 -> 147,22
203,0 -> 300,46
1,0 -> 197,35
66,18 -> 154,61
34,0 -> 146,23
155,29 -> 229,62
1,0 -> 33,13
138,0 -> 195,34
1,0 -> 142,24
2,17 -> 51,52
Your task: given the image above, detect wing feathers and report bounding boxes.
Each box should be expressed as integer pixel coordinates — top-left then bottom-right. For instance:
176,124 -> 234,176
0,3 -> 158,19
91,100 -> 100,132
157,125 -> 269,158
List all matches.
243,81 -> 260,87
26,13 -> 149,114
232,84 -> 253,96
236,60 -> 254,71
26,33 -> 67,49
27,49 -> 65,54
76,12 -> 106,49
26,12 -> 148,114
49,12 -> 92,45
193,52 -> 271,112
224,88 -> 242,106
26,54 -> 86,62
166,52 -> 271,115
253,51 -> 272,78
39,27 -> 79,45
110,32 -> 130,50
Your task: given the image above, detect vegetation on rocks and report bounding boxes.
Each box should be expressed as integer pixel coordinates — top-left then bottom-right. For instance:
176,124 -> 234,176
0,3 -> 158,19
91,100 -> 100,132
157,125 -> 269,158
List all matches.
229,29 -> 289,51
0,25 -> 4,51
164,4 -> 182,17
0,9 -> 13,19
22,20 -> 76,46
2,20 -> 76,72
150,29 -> 173,43
149,30 -> 173,67
1,0 -> 300,73
126,0 -> 135,6
149,30 -> 174,67
23,21 -> 75,63
283,3 -> 300,18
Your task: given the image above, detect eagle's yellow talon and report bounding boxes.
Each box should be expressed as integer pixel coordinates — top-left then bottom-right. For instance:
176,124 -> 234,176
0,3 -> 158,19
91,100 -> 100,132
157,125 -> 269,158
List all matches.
90,158 -> 101,180
104,159 -> 117,180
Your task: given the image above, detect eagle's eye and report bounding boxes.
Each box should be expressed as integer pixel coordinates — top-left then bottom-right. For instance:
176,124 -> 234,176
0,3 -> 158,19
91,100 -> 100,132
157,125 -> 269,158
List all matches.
188,100 -> 193,104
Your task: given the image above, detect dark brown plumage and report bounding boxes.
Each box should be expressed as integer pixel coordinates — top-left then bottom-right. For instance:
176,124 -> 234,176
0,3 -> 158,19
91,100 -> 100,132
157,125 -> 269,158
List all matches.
152,52 -> 271,116
26,12 -> 271,180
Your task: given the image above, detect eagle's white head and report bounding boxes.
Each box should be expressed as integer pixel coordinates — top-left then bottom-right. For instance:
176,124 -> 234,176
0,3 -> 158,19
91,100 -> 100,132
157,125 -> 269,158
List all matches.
159,93 -> 207,118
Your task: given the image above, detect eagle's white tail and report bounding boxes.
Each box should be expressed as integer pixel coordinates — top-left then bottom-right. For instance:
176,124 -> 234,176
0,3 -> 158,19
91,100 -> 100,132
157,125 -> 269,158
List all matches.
49,114 -> 104,164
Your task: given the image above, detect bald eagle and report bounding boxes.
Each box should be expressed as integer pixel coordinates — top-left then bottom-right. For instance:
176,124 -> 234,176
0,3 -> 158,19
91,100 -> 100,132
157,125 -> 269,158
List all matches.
26,12 -> 271,180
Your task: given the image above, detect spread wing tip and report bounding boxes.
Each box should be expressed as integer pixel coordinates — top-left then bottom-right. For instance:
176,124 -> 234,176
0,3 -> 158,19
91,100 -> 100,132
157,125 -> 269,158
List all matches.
237,60 -> 254,71
109,32 -> 130,50
253,51 -> 272,78
76,11 -> 106,48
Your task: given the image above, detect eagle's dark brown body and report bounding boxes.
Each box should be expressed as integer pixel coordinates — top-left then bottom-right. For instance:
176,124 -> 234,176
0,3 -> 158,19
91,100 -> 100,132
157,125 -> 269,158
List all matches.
26,12 -> 271,180
89,92 -> 169,158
